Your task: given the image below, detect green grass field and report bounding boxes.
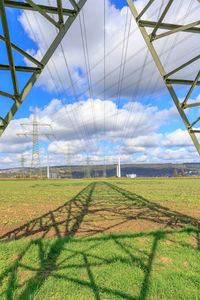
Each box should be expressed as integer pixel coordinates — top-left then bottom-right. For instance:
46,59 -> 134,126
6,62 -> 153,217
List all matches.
0,178 -> 200,299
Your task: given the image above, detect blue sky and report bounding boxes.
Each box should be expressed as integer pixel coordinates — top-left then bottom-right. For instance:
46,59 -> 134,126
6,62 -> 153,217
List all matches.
110,0 -> 128,9
0,0 -> 200,168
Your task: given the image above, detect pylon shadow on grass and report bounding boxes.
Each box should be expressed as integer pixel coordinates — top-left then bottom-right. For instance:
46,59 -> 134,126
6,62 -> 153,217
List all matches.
1,229 -> 199,300
0,181 -> 200,242
0,182 -> 96,241
0,182 -> 200,299
103,181 -> 200,231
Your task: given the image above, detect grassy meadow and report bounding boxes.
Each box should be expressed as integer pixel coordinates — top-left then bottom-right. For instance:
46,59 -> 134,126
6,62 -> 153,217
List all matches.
0,178 -> 200,299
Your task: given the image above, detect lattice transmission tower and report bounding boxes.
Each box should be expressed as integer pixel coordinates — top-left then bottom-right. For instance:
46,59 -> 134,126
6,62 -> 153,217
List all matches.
18,107 -> 53,177
127,0 -> 200,155
0,0 -> 88,136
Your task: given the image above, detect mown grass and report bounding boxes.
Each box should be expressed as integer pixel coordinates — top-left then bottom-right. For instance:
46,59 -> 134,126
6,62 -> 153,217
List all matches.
0,178 -> 200,299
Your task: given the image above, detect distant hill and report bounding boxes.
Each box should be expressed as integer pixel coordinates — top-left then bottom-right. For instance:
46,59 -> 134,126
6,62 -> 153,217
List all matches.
0,163 -> 200,178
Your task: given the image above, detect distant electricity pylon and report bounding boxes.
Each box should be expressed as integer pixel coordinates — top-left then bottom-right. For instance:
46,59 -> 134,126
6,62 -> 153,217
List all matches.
18,107 -> 54,177
20,154 -> 25,178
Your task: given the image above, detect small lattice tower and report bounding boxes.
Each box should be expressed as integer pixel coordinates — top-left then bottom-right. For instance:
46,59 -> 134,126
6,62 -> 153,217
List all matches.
31,107 -> 42,177
18,107 -> 53,178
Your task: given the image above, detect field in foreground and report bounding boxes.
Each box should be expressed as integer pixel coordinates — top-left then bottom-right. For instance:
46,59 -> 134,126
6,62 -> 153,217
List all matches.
0,178 -> 200,299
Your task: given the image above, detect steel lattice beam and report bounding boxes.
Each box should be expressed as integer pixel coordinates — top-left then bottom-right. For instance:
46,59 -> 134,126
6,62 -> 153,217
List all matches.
0,1 -> 19,97
4,1 -> 76,16
127,0 -> 200,155
0,0 -> 87,135
139,20 -> 200,34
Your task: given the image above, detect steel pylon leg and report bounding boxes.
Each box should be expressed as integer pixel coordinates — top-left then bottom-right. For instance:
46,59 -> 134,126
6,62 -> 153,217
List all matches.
0,0 -> 88,136
127,0 -> 200,155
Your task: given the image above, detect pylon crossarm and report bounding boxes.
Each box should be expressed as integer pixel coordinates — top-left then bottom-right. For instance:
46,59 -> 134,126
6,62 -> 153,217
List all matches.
184,102 -> 200,109
190,130 -> 200,133
154,20 -> 200,40
127,0 -> 200,156
0,64 -> 41,72
18,133 -> 52,136
20,123 -> 52,126
166,79 -> 200,86
0,0 -> 87,136
25,0 -> 60,29
139,20 -> 200,34
4,1 -> 76,16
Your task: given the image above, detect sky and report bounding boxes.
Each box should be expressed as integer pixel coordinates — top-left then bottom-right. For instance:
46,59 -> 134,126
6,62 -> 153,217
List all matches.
0,0 -> 200,169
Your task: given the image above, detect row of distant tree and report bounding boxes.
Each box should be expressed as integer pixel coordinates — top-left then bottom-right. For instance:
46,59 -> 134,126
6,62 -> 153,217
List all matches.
174,168 -> 184,177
